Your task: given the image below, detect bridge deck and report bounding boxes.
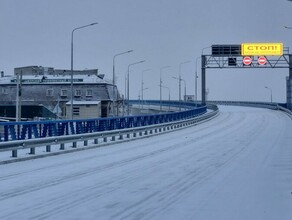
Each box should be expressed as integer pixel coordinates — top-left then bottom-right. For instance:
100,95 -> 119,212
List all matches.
0,106 -> 291,219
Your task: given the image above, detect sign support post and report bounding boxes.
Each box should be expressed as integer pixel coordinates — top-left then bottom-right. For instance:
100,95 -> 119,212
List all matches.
287,55 -> 292,109
201,55 -> 206,105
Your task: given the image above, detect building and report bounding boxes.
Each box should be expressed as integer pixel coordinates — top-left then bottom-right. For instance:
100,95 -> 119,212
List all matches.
0,66 -> 121,120
184,95 -> 194,102
65,101 -> 101,119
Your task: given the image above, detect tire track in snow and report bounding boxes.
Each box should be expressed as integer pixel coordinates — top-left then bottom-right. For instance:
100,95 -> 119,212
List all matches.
110,111 -> 269,219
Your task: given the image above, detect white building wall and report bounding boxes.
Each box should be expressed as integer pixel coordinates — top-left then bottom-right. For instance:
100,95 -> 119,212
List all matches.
66,101 -> 101,119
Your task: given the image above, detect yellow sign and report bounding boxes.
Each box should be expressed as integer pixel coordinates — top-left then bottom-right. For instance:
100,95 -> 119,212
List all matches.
241,43 -> 283,56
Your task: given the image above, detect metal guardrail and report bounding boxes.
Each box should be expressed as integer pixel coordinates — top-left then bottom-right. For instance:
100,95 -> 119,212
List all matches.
207,100 -> 279,109
0,102 -> 219,157
0,101 -> 206,142
128,99 -> 205,109
276,105 -> 292,119
1,100 -> 289,160
207,100 -> 292,119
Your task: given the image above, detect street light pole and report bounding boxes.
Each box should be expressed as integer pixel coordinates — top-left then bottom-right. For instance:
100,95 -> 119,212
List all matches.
113,50 -> 134,88
161,85 -> 171,111
16,73 -> 19,122
15,70 -> 22,122
284,26 -> 292,30
201,46 -> 211,55
181,78 -> 186,102
179,61 -> 191,102
112,50 -> 133,116
265,86 -> 273,103
160,66 -> 171,111
70,22 -> 97,120
127,60 -> 145,115
141,69 -> 151,110
195,56 -> 200,103
139,87 -> 148,110
173,77 -> 186,102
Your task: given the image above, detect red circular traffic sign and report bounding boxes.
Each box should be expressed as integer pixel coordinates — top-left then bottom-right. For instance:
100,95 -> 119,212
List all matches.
258,56 -> 267,65
243,56 -> 252,65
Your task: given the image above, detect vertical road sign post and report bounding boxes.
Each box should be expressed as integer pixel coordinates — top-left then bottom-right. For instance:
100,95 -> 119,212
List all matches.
287,55 -> 292,109
201,55 -> 206,105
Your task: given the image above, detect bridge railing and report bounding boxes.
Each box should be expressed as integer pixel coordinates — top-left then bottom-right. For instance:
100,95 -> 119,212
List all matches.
0,100 -> 207,142
128,99 -> 205,109
0,105 -> 218,160
207,100 -> 292,119
276,105 -> 292,119
206,100 -> 279,109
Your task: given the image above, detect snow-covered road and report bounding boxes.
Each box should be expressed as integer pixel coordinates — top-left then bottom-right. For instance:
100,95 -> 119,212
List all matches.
0,106 -> 291,220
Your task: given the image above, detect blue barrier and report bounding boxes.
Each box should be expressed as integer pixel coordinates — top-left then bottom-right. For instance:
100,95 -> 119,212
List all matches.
0,101 -> 206,142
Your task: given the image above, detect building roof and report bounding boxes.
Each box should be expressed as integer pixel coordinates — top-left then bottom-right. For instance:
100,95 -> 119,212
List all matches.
0,66 -> 111,85
0,74 -> 111,85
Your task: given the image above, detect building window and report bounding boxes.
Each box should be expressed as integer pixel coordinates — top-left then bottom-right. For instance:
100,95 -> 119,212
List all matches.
46,89 -> 53,97
61,89 -> 68,97
86,89 -> 92,97
75,89 -> 81,97
1,88 -> 8,94
73,107 -> 80,116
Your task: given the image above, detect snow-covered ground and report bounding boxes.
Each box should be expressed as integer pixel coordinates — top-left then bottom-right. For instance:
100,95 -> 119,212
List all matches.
0,106 -> 291,220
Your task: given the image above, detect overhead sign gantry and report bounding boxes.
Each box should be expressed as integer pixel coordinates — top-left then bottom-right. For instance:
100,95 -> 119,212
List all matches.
201,43 -> 292,109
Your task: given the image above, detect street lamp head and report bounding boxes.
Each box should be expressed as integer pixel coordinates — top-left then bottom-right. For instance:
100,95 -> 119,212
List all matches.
180,61 -> 191,65
72,22 -> 98,34
128,60 -> 146,69
128,50 -> 134,53
160,66 -> 171,77
265,86 -> 272,91
142,69 -> 151,74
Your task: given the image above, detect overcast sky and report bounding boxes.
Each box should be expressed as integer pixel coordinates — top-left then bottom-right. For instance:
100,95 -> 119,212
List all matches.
0,0 -> 291,102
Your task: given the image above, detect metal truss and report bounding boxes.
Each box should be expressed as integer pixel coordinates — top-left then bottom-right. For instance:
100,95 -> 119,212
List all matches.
203,53 -> 290,69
